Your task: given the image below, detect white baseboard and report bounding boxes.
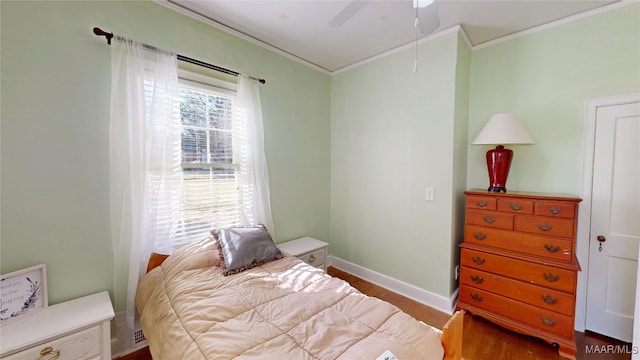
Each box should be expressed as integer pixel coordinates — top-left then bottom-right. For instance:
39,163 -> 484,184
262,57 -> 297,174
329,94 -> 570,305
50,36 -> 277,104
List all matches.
328,255 -> 458,315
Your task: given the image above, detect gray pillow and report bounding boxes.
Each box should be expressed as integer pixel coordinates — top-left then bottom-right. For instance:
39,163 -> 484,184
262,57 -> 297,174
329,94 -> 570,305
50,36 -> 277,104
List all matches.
213,225 -> 283,276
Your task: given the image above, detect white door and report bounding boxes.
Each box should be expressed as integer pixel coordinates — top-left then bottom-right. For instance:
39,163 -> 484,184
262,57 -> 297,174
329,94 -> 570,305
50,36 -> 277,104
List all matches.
585,101 -> 640,342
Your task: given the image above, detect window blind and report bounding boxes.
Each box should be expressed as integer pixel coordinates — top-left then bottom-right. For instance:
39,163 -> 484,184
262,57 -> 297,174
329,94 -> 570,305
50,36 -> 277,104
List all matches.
176,80 -> 243,242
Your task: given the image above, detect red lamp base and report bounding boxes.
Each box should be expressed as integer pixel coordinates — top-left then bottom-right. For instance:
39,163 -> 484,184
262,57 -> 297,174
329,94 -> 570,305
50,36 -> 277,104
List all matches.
485,145 -> 513,193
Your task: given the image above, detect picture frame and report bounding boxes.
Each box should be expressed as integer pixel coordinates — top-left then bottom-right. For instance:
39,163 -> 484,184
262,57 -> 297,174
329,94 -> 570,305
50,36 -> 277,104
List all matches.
0,264 -> 48,325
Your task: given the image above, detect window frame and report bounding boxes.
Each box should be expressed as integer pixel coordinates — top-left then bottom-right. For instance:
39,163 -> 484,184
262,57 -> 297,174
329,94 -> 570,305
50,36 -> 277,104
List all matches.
176,70 -> 242,242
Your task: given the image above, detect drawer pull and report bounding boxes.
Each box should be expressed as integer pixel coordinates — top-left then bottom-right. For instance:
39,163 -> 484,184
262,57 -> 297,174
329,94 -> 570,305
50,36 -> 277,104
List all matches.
473,232 -> 486,240
476,201 -> 487,208
470,293 -> 483,303
543,273 -> 560,283
472,256 -> 486,265
544,244 -> 560,253
509,203 -> 523,211
541,294 -> 559,305
549,207 -> 562,215
541,316 -> 558,327
538,223 -> 552,231
471,275 -> 484,284
37,347 -> 60,360
483,217 -> 495,224
308,254 -> 316,263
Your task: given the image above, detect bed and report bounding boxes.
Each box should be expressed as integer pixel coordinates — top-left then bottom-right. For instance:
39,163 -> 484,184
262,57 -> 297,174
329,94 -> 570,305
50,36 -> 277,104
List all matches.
135,230 -> 463,360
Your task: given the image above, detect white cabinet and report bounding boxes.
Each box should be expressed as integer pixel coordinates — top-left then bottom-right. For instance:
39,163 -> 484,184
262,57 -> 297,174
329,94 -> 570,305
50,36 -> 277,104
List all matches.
278,237 -> 329,271
0,291 -> 114,360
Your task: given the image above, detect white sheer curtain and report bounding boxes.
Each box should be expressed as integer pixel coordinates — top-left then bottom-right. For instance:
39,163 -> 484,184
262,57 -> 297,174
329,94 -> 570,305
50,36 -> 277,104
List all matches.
235,75 -> 275,237
109,39 -> 272,330
109,38 -> 181,329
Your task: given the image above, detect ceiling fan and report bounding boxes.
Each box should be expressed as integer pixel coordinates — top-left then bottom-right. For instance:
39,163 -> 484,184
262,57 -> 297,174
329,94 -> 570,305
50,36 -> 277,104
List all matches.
328,0 -> 440,35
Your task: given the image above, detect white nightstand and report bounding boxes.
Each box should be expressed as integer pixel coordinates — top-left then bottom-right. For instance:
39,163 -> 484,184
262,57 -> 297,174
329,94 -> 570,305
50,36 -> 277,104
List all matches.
0,291 -> 115,359
279,237 -> 329,271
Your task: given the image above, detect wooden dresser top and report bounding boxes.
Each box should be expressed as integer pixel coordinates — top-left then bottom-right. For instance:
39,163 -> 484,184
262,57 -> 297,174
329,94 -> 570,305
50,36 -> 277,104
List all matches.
465,189 -> 582,202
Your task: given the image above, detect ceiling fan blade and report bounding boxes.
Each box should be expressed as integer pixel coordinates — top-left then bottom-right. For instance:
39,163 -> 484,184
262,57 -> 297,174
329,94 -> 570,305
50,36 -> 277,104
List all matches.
418,1 -> 440,35
328,1 -> 369,27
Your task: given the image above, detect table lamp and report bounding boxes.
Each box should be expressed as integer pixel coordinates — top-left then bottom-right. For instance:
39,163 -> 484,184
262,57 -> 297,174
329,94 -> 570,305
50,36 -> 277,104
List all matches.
472,113 -> 535,192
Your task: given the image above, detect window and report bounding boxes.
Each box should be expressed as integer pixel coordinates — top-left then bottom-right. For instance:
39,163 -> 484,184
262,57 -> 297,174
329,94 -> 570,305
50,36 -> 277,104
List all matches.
176,76 -> 243,242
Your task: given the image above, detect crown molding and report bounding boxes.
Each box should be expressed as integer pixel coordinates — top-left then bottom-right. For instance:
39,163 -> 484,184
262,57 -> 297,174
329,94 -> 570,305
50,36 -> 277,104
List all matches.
473,0 -> 636,50
153,0 -> 331,75
155,0 -> 466,76
155,0 -> 633,76
458,25 -> 473,50
331,25 -> 465,75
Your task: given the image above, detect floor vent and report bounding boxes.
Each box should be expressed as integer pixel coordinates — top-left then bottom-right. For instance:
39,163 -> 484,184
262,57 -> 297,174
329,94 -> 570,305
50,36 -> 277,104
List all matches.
131,328 -> 147,348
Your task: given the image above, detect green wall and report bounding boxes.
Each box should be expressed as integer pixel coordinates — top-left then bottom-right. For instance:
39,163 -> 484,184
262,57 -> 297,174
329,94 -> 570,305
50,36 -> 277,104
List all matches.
330,31 -> 469,297
450,31 -> 471,291
328,3 -> 639,300
467,4 -> 640,194
1,1 -> 331,306
2,0 -> 638,313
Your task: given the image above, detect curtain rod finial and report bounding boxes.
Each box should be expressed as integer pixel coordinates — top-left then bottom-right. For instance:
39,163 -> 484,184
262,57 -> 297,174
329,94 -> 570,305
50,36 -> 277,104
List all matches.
93,27 -> 114,45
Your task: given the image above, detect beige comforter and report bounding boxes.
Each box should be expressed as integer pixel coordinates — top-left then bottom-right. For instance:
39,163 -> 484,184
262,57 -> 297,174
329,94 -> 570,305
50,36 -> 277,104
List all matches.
136,239 -> 445,359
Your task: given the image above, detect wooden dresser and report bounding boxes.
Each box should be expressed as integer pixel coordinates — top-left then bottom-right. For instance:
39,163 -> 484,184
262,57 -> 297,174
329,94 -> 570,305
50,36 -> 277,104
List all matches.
457,190 -> 581,359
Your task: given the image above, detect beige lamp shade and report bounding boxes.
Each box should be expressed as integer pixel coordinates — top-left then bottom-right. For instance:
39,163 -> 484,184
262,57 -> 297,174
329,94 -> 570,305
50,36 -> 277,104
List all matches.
472,113 -> 535,145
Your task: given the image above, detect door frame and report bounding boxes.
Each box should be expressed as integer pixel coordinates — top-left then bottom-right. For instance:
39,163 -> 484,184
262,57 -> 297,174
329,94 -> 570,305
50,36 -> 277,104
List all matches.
575,92 -> 640,332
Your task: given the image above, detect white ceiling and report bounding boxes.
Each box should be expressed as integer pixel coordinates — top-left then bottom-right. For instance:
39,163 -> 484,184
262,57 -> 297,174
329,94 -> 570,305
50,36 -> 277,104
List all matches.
163,0 -> 619,73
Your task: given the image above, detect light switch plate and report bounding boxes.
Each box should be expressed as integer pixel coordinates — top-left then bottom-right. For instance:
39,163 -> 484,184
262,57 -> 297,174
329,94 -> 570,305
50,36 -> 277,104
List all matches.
425,187 -> 435,201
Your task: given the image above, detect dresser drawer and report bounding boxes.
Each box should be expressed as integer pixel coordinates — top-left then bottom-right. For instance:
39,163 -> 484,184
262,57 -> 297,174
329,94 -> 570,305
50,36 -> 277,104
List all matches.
460,267 -> 575,316
461,248 -> 577,293
460,286 -> 574,338
466,196 -> 497,211
497,198 -> 534,214
466,209 -> 513,230
298,248 -> 326,268
534,201 -> 576,219
4,325 -> 102,360
515,216 -> 575,238
465,225 -> 573,262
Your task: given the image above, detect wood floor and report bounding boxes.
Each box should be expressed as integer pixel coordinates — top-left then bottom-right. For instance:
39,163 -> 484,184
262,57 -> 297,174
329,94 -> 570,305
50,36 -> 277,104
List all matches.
117,266 -> 631,360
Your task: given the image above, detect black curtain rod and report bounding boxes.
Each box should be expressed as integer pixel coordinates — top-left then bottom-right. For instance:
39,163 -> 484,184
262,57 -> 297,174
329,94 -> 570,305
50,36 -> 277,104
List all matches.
93,27 -> 266,84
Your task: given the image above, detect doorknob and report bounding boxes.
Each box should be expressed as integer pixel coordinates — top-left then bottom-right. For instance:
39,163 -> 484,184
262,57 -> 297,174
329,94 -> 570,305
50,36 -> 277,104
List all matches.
597,235 -> 606,252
